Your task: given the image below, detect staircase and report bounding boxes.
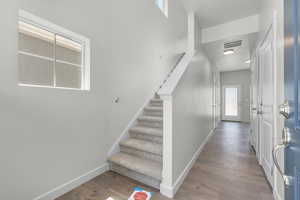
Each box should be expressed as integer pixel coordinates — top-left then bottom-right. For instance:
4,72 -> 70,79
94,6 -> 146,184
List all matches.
108,95 -> 163,189
108,53 -> 185,189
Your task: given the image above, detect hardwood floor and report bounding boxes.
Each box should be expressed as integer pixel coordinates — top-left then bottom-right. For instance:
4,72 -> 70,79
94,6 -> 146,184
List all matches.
56,122 -> 274,200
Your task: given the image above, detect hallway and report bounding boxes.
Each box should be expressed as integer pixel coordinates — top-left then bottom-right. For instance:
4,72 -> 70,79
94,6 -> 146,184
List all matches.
56,122 -> 273,200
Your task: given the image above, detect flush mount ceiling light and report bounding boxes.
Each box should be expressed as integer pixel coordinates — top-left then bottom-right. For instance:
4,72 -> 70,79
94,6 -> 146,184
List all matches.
245,60 -> 251,64
224,49 -> 234,55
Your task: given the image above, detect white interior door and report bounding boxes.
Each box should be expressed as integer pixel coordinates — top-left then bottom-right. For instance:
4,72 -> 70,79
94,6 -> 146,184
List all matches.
258,27 -> 275,188
250,55 -> 260,158
222,85 -> 241,121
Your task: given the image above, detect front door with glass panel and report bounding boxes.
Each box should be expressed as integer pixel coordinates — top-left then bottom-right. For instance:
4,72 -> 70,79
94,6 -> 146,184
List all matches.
222,85 -> 241,121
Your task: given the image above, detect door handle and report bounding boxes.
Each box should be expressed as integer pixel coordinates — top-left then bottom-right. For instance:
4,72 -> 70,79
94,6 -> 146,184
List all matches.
279,100 -> 291,119
272,128 -> 292,186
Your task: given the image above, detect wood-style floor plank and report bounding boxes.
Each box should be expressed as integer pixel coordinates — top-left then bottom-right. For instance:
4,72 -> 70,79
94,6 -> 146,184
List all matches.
56,122 -> 274,200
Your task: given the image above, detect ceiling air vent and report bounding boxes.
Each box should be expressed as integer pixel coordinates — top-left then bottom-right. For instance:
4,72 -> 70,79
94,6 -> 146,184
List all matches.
224,40 -> 242,49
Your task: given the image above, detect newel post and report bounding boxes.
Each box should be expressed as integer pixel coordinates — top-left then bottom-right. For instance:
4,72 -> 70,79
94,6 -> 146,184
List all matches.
159,94 -> 174,198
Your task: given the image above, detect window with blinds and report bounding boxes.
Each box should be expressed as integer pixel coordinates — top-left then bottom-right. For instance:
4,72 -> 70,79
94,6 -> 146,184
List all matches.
18,10 -> 90,90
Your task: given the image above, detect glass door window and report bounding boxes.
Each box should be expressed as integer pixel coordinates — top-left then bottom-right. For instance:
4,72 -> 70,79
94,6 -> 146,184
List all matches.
225,87 -> 238,116
223,86 -> 240,121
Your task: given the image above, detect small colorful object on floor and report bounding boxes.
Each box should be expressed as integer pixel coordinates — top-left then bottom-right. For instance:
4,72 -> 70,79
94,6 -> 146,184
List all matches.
128,187 -> 153,200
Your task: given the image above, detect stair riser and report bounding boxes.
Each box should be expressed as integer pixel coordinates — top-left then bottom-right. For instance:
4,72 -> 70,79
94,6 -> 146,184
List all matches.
144,111 -> 163,117
120,146 -> 162,163
138,120 -> 163,128
110,163 -> 161,189
149,103 -> 163,107
130,132 -> 163,144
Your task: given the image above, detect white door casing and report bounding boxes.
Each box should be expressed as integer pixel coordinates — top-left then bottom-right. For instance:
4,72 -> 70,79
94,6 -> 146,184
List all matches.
250,54 -> 260,158
258,24 -> 276,188
213,72 -> 218,128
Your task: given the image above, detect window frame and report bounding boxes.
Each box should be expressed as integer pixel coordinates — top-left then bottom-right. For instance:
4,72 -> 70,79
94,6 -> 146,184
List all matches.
155,0 -> 168,18
18,9 -> 91,91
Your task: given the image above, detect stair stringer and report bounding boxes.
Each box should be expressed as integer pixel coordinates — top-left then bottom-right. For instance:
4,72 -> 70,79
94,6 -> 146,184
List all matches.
107,91 -> 158,158
107,53 -> 186,192
108,94 -> 163,187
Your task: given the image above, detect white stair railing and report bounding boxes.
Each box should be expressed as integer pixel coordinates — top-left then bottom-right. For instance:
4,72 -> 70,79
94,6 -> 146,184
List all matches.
159,53 -> 186,90
157,51 -> 195,198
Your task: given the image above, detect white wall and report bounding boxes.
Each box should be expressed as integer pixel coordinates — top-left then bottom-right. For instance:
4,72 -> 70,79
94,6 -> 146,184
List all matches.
220,70 -> 251,123
259,0 -> 285,199
172,50 -> 214,184
0,1 -> 188,199
202,15 -> 260,44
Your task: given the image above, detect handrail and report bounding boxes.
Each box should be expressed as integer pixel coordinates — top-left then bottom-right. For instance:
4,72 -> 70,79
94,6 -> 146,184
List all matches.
158,53 -> 186,90
158,51 -> 195,96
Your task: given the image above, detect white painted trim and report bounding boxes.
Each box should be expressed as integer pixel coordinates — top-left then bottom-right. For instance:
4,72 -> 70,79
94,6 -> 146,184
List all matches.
107,91 -> 157,157
160,128 -> 215,198
157,12 -> 196,96
159,184 -> 173,198
172,128 -> 215,196
19,10 -> 89,43
257,12 -> 277,189
159,95 -> 173,196
269,11 -> 285,194
273,189 -> 283,200
107,52 -> 187,158
18,83 -> 88,91
19,9 -> 91,91
33,163 -> 109,200
157,51 -> 195,96
188,13 -> 195,52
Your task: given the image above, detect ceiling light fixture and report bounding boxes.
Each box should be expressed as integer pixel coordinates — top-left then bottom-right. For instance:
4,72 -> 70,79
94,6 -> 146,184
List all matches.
245,60 -> 251,64
224,49 -> 234,55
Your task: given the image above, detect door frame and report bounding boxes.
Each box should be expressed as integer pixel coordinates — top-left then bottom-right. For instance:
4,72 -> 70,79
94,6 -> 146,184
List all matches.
250,53 -> 260,158
212,72 -> 219,129
257,11 -> 278,189
212,73 -> 216,128
222,84 -> 241,122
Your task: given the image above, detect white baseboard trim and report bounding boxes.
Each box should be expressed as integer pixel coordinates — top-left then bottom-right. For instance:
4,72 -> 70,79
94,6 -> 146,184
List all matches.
160,183 -> 174,198
214,120 -> 221,130
33,163 -> 109,200
160,128 -> 215,198
273,189 -> 283,200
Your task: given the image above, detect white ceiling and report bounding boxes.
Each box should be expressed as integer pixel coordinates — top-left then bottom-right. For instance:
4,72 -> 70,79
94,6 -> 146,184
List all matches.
203,32 -> 258,72
179,0 -> 260,72
180,0 -> 260,28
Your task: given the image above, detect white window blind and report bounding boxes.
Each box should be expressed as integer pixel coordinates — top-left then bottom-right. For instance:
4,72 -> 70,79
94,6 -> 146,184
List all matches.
18,10 -> 90,90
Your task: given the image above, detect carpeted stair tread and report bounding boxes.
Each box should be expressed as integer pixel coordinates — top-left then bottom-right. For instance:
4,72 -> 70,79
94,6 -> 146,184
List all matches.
120,138 -> 162,155
145,106 -> 163,112
130,126 -> 163,137
138,116 -> 163,122
150,99 -> 163,104
109,152 -> 162,180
